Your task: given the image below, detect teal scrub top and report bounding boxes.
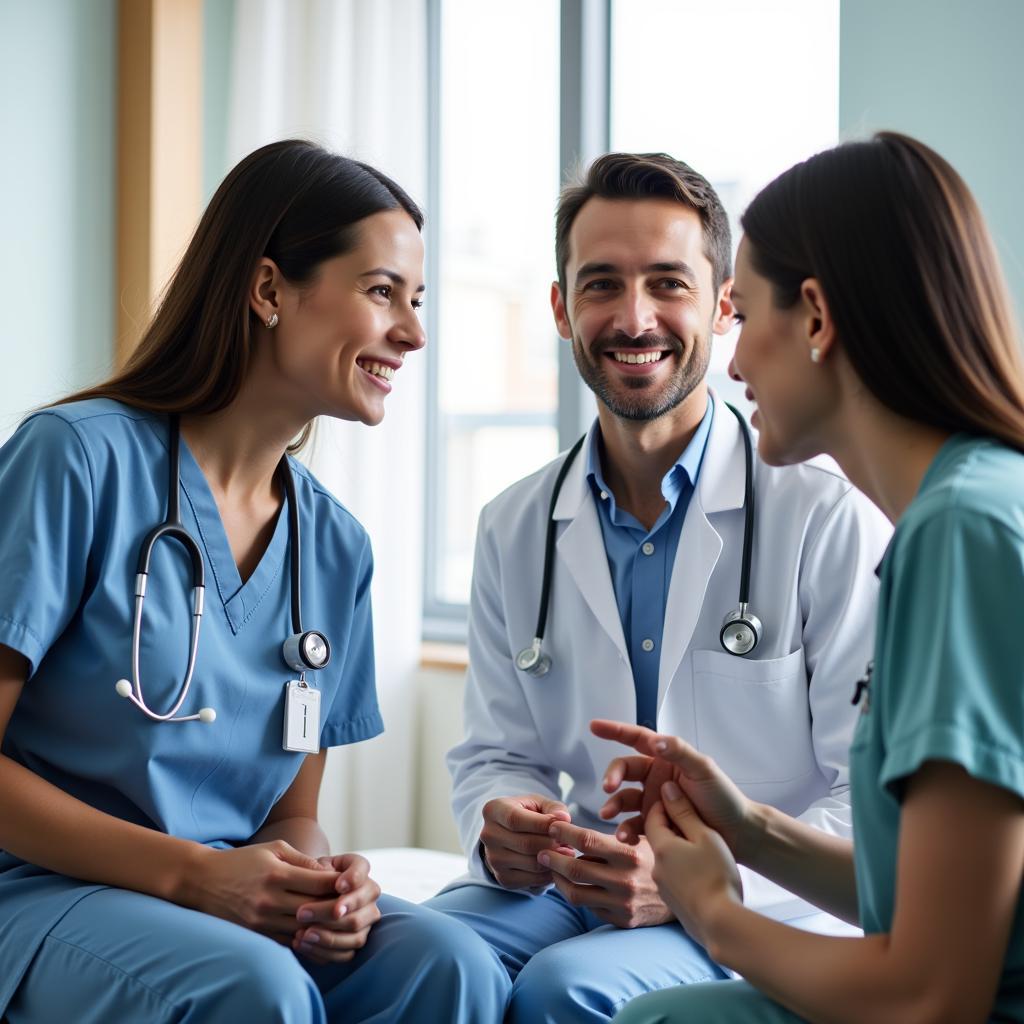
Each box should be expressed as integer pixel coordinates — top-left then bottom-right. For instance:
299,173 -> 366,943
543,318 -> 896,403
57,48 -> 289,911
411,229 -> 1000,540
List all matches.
850,434 -> 1024,1020
0,399 -> 383,1012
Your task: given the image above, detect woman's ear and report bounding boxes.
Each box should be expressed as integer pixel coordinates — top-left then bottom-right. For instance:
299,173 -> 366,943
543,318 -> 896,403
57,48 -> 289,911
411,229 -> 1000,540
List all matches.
249,258 -> 282,325
800,278 -> 836,364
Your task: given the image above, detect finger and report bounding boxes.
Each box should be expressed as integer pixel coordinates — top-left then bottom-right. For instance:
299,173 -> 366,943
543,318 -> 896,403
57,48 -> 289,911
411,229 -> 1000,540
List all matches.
598,786 -> 644,819
272,841 -> 332,873
591,719 -> 657,751
538,797 -> 572,822
660,780 -> 707,840
333,854 -> 371,894
486,825 -> 566,858
550,873 -> 615,913
538,848 -> 614,889
645,800 -> 681,855
489,799 -> 564,835
547,821 -> 618,857
495,865 -> 557,888
278,864 -> 344,897
296,877 -> 377,927
612,814 -> 645,845
602,756 -> 654,792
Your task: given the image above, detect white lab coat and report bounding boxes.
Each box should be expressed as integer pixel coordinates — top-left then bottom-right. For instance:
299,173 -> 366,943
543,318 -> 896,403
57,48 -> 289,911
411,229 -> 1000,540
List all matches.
447,398 -> 892,926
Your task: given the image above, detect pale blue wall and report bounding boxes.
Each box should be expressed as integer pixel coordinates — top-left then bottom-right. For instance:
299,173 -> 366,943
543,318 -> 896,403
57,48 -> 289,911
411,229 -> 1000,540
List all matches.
203,0 -> 235,203
840,0 -> 1024,316
0,0 -> 116,436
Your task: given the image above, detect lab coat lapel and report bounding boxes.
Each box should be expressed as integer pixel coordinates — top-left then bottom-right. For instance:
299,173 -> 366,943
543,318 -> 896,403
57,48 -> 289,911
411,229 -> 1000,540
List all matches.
657,397 -> 746,707
552,433 -> 630,664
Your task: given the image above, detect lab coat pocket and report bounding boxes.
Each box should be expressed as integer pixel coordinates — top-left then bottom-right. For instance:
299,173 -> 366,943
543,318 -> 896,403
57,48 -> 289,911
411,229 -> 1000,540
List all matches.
691,647 -> 814,787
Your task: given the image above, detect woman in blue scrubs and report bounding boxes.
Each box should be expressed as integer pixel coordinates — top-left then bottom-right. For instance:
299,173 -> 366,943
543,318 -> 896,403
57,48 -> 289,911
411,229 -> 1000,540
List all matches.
0,140 -> 507,1023
593,133 -> 1024,1022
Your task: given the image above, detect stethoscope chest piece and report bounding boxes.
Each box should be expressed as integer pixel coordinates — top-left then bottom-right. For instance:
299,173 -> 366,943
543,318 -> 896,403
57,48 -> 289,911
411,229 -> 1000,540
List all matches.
720,603 -> 762,657
283,630 -> 331,673
515,638 -> 551,677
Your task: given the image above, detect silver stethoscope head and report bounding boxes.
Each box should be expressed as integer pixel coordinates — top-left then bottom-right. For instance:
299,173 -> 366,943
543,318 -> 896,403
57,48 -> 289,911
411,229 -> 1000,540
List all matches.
719,603 -> 762,657
283,630 -> 332,673
515,637 -> 552,677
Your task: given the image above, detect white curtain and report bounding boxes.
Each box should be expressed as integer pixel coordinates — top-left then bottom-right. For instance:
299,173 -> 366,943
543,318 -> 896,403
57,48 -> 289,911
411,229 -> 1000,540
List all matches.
225,0 -> 428,851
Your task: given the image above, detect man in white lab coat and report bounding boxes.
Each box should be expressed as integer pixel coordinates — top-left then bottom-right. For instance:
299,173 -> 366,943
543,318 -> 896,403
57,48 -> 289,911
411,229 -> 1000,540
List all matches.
426,153 -> 891,1022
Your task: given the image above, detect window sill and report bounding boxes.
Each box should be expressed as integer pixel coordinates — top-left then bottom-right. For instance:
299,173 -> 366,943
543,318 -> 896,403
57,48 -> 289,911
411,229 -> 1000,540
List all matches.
420,641 -> 469,672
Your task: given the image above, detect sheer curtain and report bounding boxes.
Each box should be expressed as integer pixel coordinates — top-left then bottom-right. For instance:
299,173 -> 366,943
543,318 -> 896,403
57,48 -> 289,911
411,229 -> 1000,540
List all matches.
224,0 -> 428,851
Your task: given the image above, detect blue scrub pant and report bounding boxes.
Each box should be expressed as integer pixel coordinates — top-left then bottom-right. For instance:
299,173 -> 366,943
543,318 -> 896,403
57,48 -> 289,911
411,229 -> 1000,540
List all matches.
6,888 -> 509,1023
425,884 -> 729,1023
612,980 -> 807,1022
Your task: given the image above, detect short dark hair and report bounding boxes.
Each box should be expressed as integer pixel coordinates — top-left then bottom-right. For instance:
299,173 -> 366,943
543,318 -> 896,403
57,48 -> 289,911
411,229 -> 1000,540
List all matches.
555,152 -> 732,294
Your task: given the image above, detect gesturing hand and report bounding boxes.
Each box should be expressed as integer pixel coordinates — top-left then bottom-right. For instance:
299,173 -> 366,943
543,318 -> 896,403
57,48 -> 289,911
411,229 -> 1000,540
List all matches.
480,794 -> 574,889
591,719 -> 762,863
293,853 -> 382,965
539,821 -> 675,928
646,783 -> 743,949
188,840 -> 341,944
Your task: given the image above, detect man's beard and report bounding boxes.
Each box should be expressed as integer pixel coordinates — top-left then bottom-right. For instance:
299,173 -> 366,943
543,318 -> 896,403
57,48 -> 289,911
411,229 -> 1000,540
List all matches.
571,328 -> 711,422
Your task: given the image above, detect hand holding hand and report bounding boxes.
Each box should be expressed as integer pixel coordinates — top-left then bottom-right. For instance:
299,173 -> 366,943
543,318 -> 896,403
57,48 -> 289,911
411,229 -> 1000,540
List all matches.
480,794 -> 574,889
591,719 -> 762,863
539,821 -> 675,928
646,782 -> 743,948
293,853 -> 382,964
187,840 -> 341,944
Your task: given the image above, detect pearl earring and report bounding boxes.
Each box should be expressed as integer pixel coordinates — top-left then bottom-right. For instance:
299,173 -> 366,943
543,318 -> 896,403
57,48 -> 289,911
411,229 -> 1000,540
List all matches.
265,313 -> 279,329
810,347 -> 821,364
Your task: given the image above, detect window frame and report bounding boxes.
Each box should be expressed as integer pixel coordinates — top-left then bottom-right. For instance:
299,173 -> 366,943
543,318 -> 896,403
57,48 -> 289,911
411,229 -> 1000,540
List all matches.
422,0 -> 611,642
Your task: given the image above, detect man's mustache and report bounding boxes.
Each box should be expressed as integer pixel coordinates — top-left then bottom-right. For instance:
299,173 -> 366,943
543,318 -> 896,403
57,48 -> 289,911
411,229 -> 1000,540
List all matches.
591,331 -> 683,356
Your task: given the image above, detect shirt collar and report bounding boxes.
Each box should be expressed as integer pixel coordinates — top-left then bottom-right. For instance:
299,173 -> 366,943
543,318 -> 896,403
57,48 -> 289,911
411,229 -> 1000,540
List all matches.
585,395 -> 715,516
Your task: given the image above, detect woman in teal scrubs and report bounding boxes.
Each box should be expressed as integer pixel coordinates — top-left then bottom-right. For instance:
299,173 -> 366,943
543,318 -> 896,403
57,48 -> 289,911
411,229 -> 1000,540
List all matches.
0,140 -> 507,1023
594,132 -> 1024,1022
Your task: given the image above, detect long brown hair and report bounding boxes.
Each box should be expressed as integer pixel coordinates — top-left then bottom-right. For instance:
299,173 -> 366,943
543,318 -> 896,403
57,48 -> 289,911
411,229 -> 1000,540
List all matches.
58,140 -> 423,450
741,131 -> 1024,451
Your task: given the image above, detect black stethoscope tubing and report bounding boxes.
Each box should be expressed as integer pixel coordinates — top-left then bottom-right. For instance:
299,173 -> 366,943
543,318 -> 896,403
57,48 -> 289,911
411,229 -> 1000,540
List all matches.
515,401 -> 760,676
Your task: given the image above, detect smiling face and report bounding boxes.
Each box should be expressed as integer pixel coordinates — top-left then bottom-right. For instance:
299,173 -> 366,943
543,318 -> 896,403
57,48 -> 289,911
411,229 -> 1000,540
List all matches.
256,208 -> 426,426
730,236 -> 838,465
551,197 -> 732,423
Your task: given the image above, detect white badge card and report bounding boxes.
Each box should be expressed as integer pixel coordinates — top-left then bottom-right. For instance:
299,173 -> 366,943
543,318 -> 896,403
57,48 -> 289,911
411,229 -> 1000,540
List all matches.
283,680 -> 321,753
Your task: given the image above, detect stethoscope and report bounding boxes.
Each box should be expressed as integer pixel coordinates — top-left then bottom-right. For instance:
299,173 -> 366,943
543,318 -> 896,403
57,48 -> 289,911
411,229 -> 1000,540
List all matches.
514,402 -> 762,677
114,415 -> 332,723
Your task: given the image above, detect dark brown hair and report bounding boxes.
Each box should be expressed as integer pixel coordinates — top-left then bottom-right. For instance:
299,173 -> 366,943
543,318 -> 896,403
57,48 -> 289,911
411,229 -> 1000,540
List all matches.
741,131 -> 1024,450
555,152 -> 732,295
59,140 -> 423,449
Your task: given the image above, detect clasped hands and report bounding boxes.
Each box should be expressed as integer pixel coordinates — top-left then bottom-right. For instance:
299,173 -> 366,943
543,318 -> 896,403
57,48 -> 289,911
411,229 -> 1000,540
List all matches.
189,841 -> 381,964
481,721 -> 756,941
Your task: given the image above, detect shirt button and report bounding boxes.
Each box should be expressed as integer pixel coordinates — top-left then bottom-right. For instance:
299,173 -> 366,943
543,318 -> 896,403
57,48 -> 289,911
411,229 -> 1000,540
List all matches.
641,638 -> 655,653
641,542 -> 654,556
600,490 -> 609,500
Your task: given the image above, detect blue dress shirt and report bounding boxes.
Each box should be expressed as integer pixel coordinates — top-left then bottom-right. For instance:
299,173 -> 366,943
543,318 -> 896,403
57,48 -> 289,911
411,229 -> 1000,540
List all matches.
586,397 -> 714,728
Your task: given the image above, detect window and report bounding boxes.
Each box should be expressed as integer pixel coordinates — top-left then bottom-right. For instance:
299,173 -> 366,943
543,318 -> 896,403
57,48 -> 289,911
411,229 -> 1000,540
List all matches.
424,0 -> 840,635
612,0 -> 840,410
424,0 -> 562,636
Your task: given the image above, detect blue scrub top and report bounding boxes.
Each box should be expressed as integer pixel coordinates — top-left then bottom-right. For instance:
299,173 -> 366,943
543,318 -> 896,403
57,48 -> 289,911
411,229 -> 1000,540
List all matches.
0,399 -> 383,1011
850,434 -> 1024,1019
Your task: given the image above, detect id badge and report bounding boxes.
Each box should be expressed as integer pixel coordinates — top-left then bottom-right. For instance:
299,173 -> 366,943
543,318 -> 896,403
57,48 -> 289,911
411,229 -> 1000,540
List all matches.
283,680 -> 321,753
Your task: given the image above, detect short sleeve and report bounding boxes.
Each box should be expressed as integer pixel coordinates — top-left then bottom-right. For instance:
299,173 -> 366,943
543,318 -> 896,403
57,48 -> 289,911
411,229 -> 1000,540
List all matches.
0,412 -> 95,676
319,533 -> 383,747
877,508 -> 1024,802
